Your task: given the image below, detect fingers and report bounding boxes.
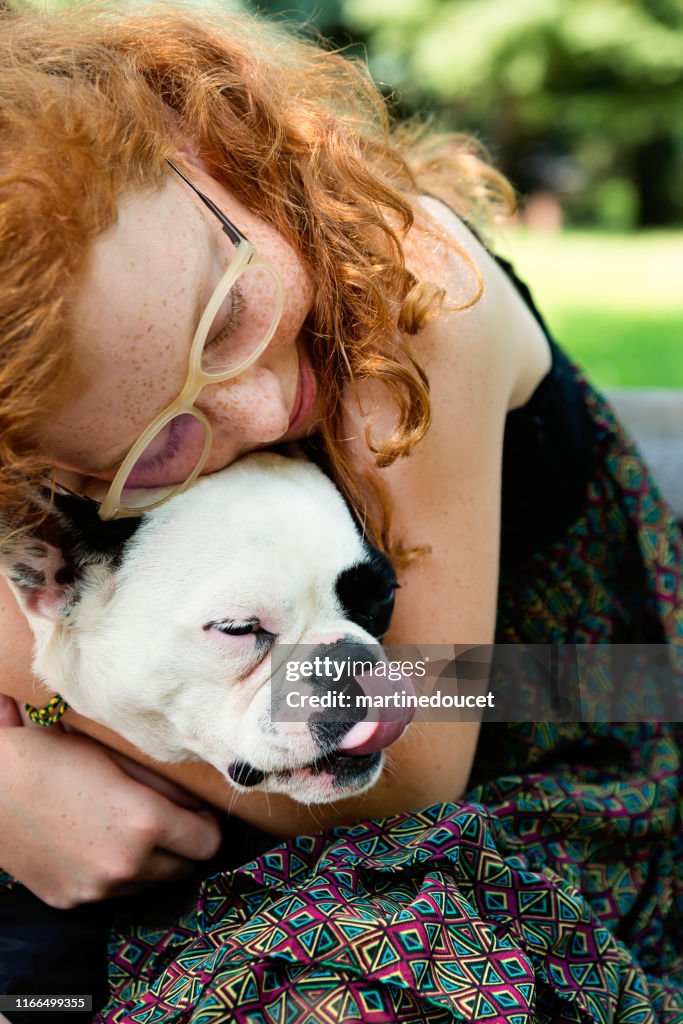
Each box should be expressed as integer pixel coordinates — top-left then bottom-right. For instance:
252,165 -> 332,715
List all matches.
99,853 -> 197,900
144,800 -> 223,863
0,725 -> 224,909
0,692 -> 21,727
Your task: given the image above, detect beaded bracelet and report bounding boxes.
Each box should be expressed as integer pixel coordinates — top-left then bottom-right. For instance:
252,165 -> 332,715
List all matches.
24,694 -> 70,727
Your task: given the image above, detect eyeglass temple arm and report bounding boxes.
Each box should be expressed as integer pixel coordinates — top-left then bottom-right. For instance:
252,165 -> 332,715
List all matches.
39,475 -> 101,509
166,159 -> 246,248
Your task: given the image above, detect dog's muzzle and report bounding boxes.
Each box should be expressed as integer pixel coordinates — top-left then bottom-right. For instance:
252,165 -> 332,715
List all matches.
227,639 -> 415,789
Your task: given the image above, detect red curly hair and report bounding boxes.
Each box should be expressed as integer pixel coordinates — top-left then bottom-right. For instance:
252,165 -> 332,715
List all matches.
0,2 -> 514,557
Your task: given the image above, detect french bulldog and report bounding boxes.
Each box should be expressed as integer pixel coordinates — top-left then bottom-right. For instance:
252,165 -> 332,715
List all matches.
1,454 -> 413,804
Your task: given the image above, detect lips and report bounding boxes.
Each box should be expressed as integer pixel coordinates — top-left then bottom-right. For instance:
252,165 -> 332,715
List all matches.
287,344 -> 315,433
336,670 -> 415,755
287,369 -> 303,430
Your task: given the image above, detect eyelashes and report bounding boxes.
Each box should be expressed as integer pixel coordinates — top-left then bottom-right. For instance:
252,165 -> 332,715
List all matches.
132,415 -> 183,474
206,617 -> 262,636
204,617 -> 277,661
205,281 -> 246,352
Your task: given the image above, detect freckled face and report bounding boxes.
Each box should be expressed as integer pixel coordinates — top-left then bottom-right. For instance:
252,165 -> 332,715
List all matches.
42,166 -> 319,485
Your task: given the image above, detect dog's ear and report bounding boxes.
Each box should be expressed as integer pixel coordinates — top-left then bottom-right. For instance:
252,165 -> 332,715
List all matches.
0,495 -> 139,623
1,513 -> 74,621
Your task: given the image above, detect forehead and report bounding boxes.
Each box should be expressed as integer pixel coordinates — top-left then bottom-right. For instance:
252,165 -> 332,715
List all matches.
41,181 -> 212,472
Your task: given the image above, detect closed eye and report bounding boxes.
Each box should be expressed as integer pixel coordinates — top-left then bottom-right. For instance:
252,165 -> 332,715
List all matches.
206,617 -> 263,636
204,281 -> 246,352
203,617 -> 277,657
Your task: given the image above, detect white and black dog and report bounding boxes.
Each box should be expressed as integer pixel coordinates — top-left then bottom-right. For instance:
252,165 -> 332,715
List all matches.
1,454 -> 413,804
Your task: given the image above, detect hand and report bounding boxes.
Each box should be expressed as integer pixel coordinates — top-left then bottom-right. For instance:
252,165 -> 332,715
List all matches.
0,716 -> 222,909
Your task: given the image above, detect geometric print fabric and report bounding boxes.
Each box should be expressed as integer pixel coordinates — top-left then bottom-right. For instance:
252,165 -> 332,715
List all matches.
96,772 -> 681,1023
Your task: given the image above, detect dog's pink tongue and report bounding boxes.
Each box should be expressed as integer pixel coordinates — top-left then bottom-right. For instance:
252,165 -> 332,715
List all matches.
337,671 -> 414,755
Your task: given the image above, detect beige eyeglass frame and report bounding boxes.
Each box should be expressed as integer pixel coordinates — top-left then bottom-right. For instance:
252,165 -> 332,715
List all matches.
95,160 -> 285,521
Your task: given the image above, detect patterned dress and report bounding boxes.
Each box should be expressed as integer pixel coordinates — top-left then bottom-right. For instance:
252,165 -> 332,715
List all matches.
2,265 -> 681,1024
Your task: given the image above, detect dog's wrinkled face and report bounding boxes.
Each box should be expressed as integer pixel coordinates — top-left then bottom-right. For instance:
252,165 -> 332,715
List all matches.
3,454 -> 412,803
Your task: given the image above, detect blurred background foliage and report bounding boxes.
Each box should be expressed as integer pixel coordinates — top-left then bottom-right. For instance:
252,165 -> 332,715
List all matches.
9,0 -> 683,384
253,0 -> 683,386
257,0 -> 683,231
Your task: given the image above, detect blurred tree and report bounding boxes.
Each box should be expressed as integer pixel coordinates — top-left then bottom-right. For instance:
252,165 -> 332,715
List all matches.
335,0 -> 683,226
253,0 -> 683,226
251,0 -> 348,35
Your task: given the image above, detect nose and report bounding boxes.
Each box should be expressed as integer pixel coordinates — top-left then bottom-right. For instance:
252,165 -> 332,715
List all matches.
302,638 -> 415,754
198,367 -> 290,445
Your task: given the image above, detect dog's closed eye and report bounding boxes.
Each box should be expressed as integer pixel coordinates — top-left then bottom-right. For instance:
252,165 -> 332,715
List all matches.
203,618 -> 277,661
205,617 -> 264,636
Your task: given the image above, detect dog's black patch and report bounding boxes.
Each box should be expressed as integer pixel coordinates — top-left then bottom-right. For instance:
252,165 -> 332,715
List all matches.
53,493 -> 141,571
326,750 -> 381,787
5,495 -> 145,613
335,547 -> 398,640
308,749 -> 381,786
227,761 -> 267,788
54,565 -> 78,587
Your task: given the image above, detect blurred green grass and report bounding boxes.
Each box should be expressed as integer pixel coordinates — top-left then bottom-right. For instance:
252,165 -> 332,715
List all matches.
495,230 -> 683,388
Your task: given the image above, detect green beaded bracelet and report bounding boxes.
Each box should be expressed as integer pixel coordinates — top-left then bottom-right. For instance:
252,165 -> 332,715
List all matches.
24,694 -> 70,727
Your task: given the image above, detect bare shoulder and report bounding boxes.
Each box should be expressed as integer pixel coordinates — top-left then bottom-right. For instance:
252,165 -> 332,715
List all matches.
405,196 -> 552,410
342,198 -> 551,646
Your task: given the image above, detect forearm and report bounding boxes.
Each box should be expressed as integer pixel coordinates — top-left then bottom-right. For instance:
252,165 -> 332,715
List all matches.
1,658 -> 479,838
0,578 -> 480,838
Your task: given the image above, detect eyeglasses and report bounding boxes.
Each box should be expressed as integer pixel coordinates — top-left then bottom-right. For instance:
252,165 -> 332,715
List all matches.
56,160 -> 285,521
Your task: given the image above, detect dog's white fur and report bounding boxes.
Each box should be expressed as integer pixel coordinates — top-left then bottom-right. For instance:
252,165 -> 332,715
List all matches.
3,454 -> 406,803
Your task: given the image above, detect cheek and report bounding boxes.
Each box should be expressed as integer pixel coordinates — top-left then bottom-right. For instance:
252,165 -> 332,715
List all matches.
284,257 -> 315,309
48,300 -> 195,469
264,236 -> 315,331
96,339 -> 184,422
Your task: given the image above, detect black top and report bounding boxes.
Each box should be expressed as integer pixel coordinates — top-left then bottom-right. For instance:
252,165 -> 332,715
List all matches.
497,257 -> 595,570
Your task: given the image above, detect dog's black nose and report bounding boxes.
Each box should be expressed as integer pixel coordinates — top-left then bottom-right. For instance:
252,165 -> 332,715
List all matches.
306,638 -> 376,750
305,638 -> 414,755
